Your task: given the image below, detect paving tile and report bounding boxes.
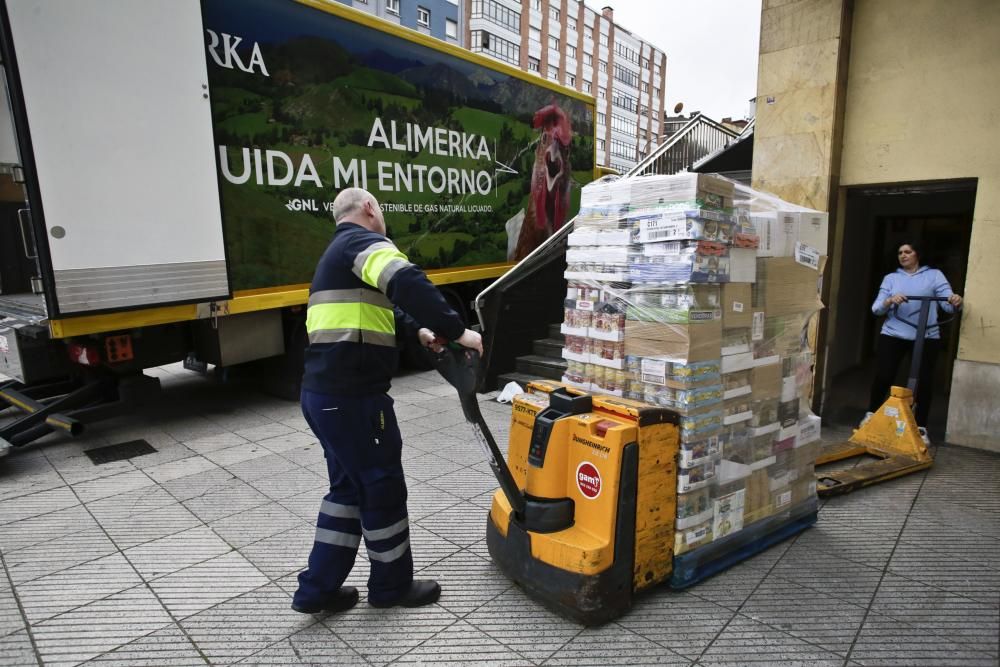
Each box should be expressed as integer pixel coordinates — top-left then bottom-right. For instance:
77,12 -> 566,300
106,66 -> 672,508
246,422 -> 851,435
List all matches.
87,485 -> 179,521
98,501 -> 204,550
0,464 -> 64,503
73,470 -> 157,503
32,585 -> 173,667
416,501 -> 488,548
224,453 -> 300,483
0,576 -> 27,637
320,601 -> 460,666
162,468 -> 240,502
142,456 -> 220,484
393,402 -> 434,422
254,431 -> 317,455
0,487 -> 79,526
403,481 -> 463,522
617,591 -> 736,660
887,539 -> 1000,605
850,608 -> 998,666
17,553 -> 142,624
0,630 -> 38,666
210,503 -> 306,549
183,432 -> 252,455
277,443 -> 323,468
738,577 -> 866,656
0,504 -> 97,553
129,443 -> 200,470
401,452 -> 464,482
4,528 -> 117,585
247,467 -> 326,501
234,423 -> 295,443
180,584 -> 311,664
182,478 -> 271,523
276,489 -> 326,523
394,619 -> 532,665
416,549 -> 510,618
201,442 -> 273,468
234,621 -> 366,665
47,453 -> 134,486
125,526 -> 233,580
866,573 -> 998,659
698,613 -> 847,666
424,466 -> 500,501
462,588 -> 583,663
769,549 -> 883,608
239,524 -> 314,580
86,624 -> 206,666
149,552 -> 269,619
545,623 -> 690,665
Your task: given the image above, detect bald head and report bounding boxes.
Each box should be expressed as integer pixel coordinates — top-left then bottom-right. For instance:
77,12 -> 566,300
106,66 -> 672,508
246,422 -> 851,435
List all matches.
332,187 -> 386,235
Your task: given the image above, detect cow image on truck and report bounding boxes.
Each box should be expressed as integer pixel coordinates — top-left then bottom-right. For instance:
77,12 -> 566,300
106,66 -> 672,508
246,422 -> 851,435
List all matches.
0,0 -> 595,453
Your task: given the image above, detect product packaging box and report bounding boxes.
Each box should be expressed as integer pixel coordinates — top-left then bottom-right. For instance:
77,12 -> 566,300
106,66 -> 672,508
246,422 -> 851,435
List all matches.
729,248 -> 757,282
722,283 -> 753,328
753,257 -> 825,318
624,319 -> 722,362
751,361 -> 782,400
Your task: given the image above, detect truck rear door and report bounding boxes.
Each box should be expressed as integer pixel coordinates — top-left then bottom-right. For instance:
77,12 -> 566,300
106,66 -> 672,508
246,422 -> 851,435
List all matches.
1,0 -> 230,317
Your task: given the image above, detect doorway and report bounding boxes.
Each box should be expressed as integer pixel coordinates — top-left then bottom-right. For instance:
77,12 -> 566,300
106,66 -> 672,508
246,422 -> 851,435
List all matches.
822,180 -> 975,440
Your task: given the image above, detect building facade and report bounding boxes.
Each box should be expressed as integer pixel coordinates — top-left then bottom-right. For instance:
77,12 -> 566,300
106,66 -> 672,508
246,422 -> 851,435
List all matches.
464,1 -> 667,173
333,0 -> 464,46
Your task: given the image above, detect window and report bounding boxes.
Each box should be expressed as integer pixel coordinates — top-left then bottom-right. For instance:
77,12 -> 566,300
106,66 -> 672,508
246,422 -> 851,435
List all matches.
614,42 -> 639,64
600,32 -> 608,46
528,57 -> 540,72
567,74 -> 576,87
549,66 -> 560,82
568,17 -> 577,32
610,138 -> 635,160
641,57 -> 650,69
653,87 -> 661,98
386,0 -> 399,13
597,138 -> 606,151
548,35 -> 559,50
470,0 -> 521,34
642,82 -> 650,93
584,53 -> 592,66
417,6 -> 430,27
611,113 -> 632,133
532,0 -> 541,10
597,112 -> 606,125
446,18 -> 458,39
612,92 -> 637,113
470,30 -> 520,66
585,26 -> 593,42
583,81 -> 592,93
567,45 -> 576,58
598,88 -> 606,99
598,60 -> 607,73
549,6 -> 560,22
613,63 -> 639,88
529,26 -> 541,43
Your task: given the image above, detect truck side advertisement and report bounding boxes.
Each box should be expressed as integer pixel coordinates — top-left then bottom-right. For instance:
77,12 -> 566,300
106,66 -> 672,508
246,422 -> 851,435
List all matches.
202,0 -> 596,292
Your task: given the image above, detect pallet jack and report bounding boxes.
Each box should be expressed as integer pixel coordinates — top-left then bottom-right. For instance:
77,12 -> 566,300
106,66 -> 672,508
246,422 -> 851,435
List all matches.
816,296 -> 957,496
432,344 -> 681,625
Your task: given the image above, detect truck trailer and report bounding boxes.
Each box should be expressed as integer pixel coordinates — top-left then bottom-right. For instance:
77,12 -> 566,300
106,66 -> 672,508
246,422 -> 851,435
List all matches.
0,0 -> 596,453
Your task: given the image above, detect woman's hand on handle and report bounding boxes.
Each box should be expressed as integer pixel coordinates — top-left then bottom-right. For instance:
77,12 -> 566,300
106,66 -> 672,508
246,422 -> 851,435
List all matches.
884,293 -> 908,308
948,294 -> 963,308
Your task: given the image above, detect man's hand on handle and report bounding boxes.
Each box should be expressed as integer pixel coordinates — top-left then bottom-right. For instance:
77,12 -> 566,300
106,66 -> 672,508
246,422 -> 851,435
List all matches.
418,328 -> 483,356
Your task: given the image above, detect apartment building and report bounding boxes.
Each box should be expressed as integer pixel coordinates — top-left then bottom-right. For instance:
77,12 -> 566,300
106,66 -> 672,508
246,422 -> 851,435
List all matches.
465,1 -> 667,172
334,0 -> 464,46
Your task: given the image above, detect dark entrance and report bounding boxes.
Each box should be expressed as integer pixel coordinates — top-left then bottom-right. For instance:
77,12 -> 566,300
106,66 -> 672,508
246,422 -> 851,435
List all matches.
822,179 -> 975,440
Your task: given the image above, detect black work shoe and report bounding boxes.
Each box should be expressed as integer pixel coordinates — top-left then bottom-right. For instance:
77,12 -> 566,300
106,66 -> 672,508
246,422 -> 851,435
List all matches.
369,580 -> 441,608
291,586 -> 359,614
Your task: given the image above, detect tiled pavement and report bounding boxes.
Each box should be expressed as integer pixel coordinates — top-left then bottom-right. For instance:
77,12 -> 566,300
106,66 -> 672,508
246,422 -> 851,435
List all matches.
1,365 -> 998,666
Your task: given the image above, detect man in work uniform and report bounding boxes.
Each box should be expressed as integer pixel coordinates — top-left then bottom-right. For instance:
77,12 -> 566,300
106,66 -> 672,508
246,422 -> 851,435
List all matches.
292,187 -> 482,614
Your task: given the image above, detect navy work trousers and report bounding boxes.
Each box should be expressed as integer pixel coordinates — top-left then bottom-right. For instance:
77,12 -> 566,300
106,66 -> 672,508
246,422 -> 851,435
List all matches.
293,390 -> 413,608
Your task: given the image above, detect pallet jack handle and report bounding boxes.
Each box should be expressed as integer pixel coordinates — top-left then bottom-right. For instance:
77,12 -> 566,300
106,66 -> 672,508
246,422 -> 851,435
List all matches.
891,296 -> 959,395
430,342 -> 526,516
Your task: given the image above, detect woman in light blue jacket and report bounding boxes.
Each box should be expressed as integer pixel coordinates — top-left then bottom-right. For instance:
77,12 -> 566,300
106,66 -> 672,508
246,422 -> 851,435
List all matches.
868,242 -> 962,437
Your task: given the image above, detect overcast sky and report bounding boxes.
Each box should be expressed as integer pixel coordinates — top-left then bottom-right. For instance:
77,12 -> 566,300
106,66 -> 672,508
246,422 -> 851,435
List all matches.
585,0 -> 762,122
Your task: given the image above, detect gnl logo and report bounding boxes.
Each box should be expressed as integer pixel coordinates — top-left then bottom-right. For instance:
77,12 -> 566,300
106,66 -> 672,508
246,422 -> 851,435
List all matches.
206,30 -> 269,77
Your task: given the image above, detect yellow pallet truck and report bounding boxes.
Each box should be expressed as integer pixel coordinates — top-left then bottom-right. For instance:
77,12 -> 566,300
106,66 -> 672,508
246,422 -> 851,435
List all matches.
432,345 -> 680,625
817,296 -> 956,496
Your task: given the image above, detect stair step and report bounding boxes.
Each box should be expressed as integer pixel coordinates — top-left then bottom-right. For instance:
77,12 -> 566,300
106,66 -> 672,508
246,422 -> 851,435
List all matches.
516,354 -> 566,380
547,323 -> 565,340
532,338 -> 565,358
496,372 -> 553,391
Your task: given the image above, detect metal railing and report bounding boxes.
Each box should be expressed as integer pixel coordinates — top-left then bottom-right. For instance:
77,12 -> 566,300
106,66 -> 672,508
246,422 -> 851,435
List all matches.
632,113 -> 740,177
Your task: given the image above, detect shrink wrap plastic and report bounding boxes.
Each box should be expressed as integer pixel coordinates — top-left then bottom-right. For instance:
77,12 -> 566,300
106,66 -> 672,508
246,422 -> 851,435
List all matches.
563,173 -> 825,555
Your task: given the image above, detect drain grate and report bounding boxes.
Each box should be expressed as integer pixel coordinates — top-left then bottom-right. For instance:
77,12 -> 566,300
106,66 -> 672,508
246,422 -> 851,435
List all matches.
85,439 -> 157,465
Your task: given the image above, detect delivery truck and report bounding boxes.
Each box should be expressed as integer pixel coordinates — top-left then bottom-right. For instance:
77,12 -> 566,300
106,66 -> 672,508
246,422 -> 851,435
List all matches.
0,0 -> 596,453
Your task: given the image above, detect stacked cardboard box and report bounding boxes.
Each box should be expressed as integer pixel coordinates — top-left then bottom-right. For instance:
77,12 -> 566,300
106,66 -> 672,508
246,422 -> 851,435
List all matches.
563,173 -> 825,563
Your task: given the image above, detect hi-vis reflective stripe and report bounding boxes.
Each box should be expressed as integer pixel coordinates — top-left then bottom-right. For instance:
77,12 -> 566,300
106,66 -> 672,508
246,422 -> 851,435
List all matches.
309,288 -> 393,310
362,517 -> 408,541
367,537 -> 411,563
353,241 -> 413,293
320,501 -> 361,519
307,329 -> 397,347
306,298 -> 396,347
315,527 -> 362,549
